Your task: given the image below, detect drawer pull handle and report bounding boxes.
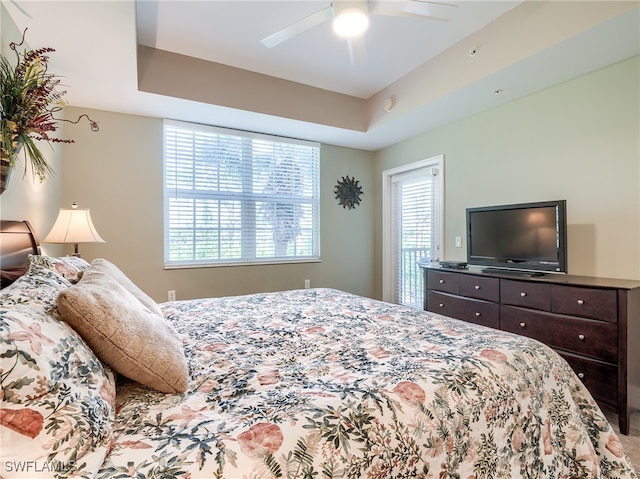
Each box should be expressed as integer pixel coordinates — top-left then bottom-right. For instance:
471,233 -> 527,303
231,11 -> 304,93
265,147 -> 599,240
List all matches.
475,312 -> 481,317
577,372 -> 585,379
519,322 -> 526,328
577,299 -> 584,306
474,285 -> 481,290
439,279 -> 445,284
439,303 -> 444,308
578,334 -> 585,341
520,292 -> 527,297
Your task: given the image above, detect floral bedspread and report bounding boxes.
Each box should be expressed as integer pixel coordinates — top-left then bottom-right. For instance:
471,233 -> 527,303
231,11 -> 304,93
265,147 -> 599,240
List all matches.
97,288 -> 636,479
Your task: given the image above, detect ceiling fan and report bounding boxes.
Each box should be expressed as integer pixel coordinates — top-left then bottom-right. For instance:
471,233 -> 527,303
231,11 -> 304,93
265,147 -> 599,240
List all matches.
260,0 -> 457,48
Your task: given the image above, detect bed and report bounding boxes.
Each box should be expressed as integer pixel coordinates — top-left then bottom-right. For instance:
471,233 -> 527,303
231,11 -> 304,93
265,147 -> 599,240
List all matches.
0,220 -> 637,479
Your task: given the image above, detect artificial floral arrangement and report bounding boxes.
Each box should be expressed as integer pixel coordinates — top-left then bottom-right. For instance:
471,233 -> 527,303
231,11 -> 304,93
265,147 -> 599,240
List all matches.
0,28 -> 98,194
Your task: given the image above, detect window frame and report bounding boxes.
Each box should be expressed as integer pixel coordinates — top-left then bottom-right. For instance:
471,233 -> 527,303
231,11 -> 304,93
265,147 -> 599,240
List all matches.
163,119 -> 321,269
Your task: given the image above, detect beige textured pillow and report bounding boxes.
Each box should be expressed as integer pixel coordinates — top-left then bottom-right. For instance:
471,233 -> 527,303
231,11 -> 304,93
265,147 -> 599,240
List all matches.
57,269 -> 188,393
88,258 -> 163,317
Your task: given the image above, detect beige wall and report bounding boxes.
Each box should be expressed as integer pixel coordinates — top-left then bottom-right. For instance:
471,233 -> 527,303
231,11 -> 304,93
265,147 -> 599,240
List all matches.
60,108 -> 375,302
373,56 -> 640,298
2,0 -> 638,302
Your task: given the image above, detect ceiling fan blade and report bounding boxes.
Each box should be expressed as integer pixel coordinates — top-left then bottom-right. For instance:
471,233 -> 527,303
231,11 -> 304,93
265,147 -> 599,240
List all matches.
370,7 -> 449,22
404,0 -> 456,17
408,0 -> 457,6
370,0 -> 456,21
261,6 -> 333,48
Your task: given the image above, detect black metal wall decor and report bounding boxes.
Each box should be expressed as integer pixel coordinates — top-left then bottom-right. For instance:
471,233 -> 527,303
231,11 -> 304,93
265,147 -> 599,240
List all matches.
334,175 -> 363,210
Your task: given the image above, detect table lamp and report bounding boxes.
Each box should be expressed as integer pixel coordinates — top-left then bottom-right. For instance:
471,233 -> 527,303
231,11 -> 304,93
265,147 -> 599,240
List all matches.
44,202 -> 105,256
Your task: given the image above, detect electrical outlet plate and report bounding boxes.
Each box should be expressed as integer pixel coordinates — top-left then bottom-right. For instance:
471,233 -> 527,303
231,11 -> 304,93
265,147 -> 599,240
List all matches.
168,290 -> 176,301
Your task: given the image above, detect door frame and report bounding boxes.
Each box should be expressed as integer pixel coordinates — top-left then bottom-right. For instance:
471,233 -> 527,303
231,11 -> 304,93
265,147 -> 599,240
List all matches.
381,155 -> 444,303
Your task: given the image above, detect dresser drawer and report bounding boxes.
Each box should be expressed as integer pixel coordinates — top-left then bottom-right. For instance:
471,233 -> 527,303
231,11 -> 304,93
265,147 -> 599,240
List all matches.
559,352 -> 617,411
551,285 -> 617,323
427,270 -> 459,295
501,306 -> 617,363
501,279 -> 551,311
459,275 -> 499,302
428,291 -> 499,329
421,264 -> 640,436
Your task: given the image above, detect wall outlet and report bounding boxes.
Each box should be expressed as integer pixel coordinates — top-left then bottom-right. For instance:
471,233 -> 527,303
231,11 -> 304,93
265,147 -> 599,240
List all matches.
304,279 -> 310,289
168,290 -> 176,301
455,236 -> 462,248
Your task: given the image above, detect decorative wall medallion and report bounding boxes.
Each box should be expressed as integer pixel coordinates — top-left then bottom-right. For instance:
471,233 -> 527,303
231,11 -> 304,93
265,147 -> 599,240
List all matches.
334,175 -> 363,210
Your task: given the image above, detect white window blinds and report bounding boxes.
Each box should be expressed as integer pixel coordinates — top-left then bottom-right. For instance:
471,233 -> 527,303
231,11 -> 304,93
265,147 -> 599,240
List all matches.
391,166 -> 441,307
163,120 -> 320,267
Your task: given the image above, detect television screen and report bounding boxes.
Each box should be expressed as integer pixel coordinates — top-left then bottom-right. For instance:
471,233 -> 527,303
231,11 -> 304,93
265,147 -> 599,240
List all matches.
466,200 -> 567,274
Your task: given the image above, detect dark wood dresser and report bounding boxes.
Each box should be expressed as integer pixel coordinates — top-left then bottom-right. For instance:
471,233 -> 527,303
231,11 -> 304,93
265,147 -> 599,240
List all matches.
421,264 -> 640,435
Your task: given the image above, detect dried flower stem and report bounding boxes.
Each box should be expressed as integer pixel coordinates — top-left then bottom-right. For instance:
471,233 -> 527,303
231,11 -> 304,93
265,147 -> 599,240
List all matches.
0,28 -> 99,182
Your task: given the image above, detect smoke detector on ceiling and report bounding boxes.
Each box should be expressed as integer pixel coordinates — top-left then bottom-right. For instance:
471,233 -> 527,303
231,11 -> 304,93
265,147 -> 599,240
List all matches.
383,97 -> 395,112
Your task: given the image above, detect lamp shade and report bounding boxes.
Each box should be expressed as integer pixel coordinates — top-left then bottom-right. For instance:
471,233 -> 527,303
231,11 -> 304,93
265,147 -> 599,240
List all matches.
44,204 -> 105,251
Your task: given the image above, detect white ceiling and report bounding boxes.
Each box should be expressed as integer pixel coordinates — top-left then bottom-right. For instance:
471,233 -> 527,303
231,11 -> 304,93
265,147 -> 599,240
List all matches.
136,0 -> 522,99
3,1 -> 639,151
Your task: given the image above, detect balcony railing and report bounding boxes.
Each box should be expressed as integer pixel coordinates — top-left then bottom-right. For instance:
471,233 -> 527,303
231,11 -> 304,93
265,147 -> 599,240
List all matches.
400,247 -> 430,308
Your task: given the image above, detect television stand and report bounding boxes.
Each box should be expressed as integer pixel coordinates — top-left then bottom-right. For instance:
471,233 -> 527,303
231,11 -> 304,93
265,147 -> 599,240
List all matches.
481,267 -> 547,277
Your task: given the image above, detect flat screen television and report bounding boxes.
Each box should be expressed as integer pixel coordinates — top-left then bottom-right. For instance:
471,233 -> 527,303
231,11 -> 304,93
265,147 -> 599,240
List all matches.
466,200 -> 567,275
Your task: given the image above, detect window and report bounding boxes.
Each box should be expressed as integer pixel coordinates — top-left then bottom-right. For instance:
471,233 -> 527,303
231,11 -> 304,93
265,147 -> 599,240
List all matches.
163,120 -> 320,268
382,156 -> 443,307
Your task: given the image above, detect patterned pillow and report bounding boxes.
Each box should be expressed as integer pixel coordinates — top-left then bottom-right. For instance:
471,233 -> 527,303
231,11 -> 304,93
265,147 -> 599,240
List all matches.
0,262 -> 72,312
0,264 -> 116,477
28,254 -> 91,284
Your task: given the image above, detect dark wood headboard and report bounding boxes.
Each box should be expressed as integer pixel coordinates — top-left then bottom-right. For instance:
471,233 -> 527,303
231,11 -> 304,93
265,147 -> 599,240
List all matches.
0,220 -> 41,288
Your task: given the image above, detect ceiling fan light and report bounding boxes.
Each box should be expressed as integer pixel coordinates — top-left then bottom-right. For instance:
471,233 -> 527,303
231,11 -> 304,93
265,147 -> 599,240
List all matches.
333,8 -> 370,37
